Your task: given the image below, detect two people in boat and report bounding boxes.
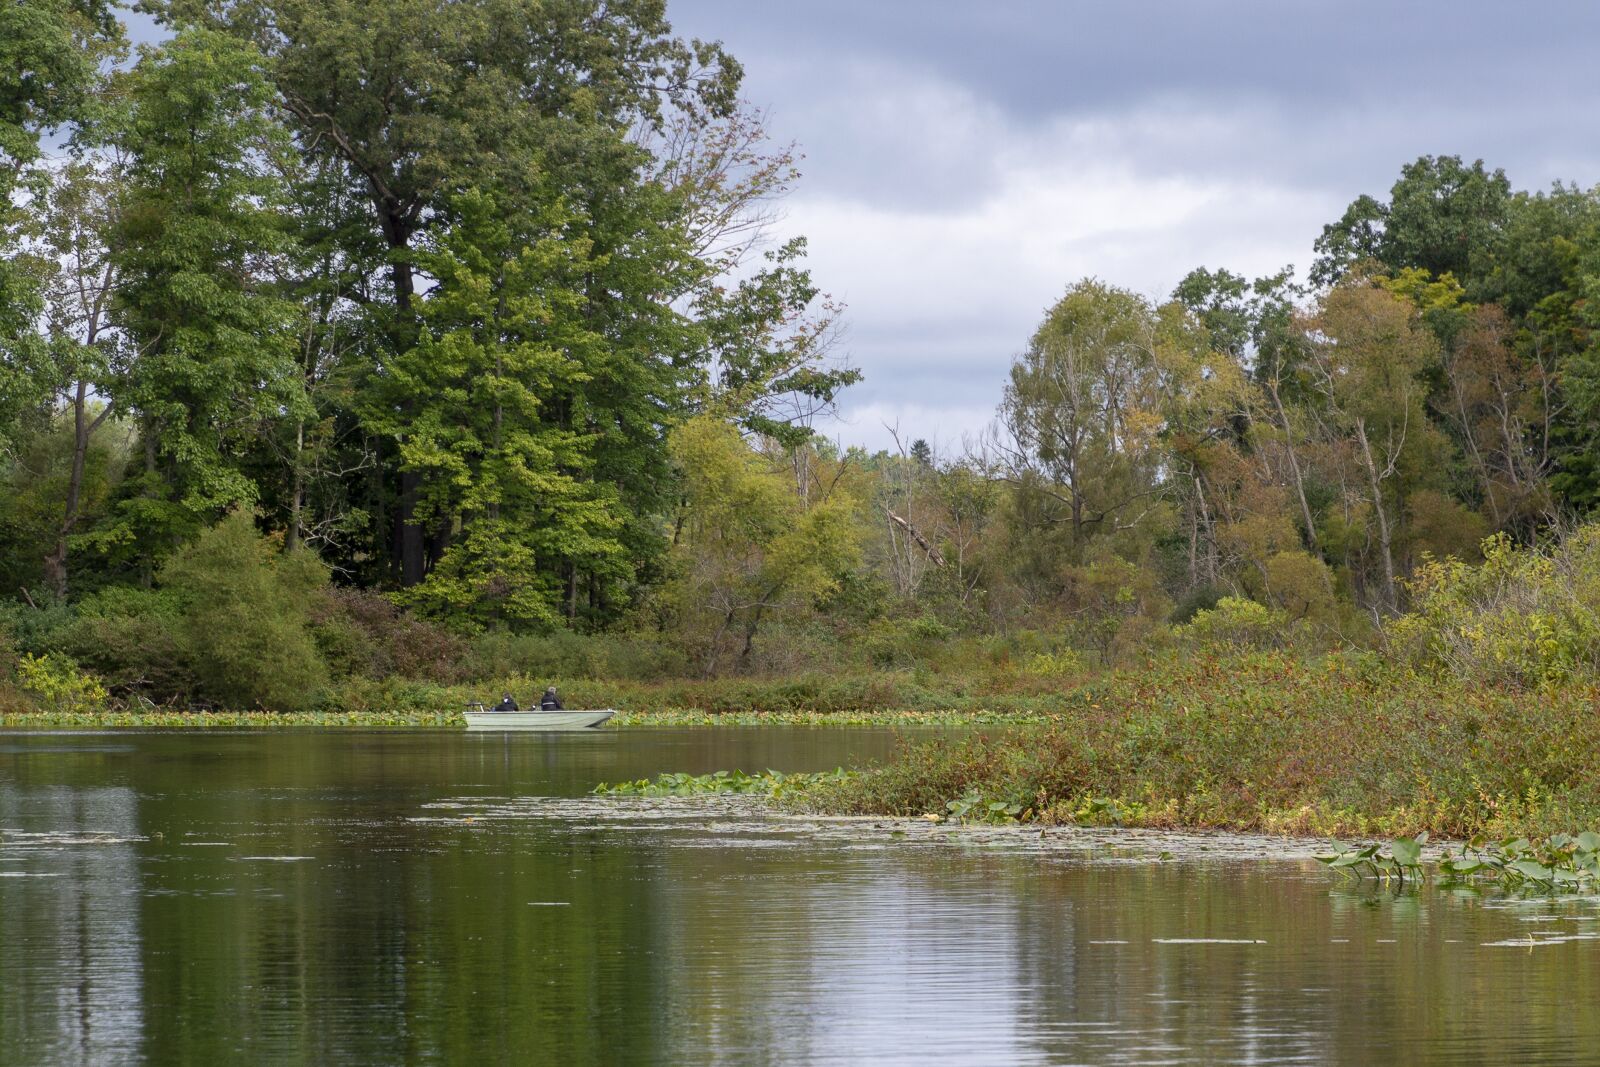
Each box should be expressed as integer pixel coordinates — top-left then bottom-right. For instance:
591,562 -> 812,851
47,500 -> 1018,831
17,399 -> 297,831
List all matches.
492,687 -> 563,712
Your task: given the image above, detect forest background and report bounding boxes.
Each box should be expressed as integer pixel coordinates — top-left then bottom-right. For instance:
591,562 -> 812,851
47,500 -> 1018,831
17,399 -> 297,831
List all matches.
4,0 -> 1600,718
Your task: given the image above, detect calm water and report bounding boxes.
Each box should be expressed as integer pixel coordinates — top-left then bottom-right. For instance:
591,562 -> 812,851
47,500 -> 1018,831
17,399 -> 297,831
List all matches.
2,729 -> 1598,1066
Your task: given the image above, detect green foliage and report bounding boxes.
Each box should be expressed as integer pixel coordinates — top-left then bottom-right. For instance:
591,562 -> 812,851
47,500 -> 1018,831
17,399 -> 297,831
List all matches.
660,417 -> 862,673
1178,596 -> 1287,651
101,28 -> 304,567
1320,832 -> 1600,894
308,588 -> 473,683
377,188 -> 626,629
51,586 -> 193,701
808,650 -> 1600,840
593,768 -> 852,800
1392,529 -> 1600,688
159,511 -> 330,711
15,652 -> 107,711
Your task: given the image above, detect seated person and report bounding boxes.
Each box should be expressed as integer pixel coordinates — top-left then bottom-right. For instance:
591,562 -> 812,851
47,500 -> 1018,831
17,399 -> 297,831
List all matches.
493,693 -> 518,712
540,686 -> 564,710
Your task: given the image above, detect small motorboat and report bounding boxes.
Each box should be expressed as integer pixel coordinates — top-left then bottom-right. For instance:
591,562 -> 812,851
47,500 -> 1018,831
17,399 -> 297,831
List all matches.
463,705 -> 615,730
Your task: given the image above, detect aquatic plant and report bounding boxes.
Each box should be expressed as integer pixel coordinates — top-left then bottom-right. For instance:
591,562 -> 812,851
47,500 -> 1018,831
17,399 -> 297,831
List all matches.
1317,832 -> 1600,892
943,788 -> 1025,823
1314,834 -> 1429,884
593,768 -> 854,800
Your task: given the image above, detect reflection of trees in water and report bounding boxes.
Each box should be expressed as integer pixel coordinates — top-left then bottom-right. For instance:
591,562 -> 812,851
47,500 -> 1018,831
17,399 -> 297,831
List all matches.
0,785 -> 145,1066
648,846 -> 1039,1063
999,860 -> 1600,1065
9,734 -> 1600,1064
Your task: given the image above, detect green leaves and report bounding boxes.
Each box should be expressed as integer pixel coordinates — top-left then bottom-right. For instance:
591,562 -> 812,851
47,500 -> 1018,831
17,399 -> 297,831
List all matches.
1315,835 -> 1427,883
1320,830 -> 1600,894
592,767 -> 854,800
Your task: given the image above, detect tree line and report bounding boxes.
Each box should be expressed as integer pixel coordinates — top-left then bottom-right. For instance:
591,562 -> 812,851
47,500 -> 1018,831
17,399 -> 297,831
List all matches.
6,2 -> 1600,700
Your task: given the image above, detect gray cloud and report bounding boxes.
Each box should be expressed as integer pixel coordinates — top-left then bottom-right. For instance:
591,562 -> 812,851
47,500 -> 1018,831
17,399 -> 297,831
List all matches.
665,1 -> 1600,451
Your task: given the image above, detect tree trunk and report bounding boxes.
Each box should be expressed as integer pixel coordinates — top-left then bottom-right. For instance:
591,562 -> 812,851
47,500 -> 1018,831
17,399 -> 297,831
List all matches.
565,561 -> 578,623
141,424 -> 159,588
45,383 -> 92,597
1268,377 -> 1319,553
287,418 -> 305,553
385,226 -> 428,586
1355,418 -> 1398,613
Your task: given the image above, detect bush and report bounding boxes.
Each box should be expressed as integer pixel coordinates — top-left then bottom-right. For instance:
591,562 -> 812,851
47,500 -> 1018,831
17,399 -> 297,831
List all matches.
0,597 -> 76,655
1177,596 -> 1286,651
464,630 -> 690,682
309,588 -> 472,682
53,587 -> 193,702
1024,648 -> 1086,678
809,651 -> 1600,839
16,653 -> 107,711
160,511 -> 329,711
1392,528 -> 1600,688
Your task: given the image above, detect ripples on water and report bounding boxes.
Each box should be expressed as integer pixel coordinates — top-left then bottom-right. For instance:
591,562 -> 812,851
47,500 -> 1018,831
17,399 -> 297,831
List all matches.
2,729 -> 1598,1065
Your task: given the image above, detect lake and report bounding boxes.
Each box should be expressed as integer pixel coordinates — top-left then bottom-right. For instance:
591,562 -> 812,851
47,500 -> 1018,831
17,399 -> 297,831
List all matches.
2,728 -> 1598,1065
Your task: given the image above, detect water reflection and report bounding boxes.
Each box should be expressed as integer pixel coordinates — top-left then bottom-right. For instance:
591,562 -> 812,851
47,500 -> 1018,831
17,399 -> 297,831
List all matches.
0,784 -> 144,1065
2,730 -> 1599,1065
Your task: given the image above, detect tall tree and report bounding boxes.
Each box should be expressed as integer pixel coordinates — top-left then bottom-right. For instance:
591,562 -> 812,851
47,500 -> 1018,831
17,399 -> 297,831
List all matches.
1307,284 -> 1441,613
151,0 -> 743,587
33,157 -> 124,596
103,29 -> 304,576
373,188 -> 628,630
0,0 -> 121,454
1313,155 -> 1512,292
997,280 -> 1168,562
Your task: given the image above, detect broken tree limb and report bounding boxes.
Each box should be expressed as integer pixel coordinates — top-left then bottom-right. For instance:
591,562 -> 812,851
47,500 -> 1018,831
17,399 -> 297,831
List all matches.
884,508 -> 947,567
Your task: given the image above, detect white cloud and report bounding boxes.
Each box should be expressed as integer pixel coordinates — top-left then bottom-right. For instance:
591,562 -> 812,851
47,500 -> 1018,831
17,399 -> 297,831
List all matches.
786,69 -> 1336,451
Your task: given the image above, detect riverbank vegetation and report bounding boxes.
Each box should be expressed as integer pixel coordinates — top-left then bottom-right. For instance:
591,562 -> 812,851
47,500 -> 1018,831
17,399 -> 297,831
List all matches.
5,0 -> 1600,775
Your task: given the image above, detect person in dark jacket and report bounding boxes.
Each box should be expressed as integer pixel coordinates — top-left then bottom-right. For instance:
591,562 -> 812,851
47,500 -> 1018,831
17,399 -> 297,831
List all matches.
540,686 -> 563,710
494,693 -> 518,712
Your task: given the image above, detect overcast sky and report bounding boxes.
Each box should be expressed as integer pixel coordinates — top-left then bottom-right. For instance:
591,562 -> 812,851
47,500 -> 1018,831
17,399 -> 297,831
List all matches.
661,0 -> 1600,453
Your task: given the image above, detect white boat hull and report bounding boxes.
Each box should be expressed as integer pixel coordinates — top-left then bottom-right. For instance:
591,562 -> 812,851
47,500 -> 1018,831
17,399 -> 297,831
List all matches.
464,709 -> 615,730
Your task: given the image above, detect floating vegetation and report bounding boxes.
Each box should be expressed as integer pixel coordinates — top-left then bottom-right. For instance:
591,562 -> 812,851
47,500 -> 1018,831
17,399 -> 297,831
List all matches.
0,709 -> 464,729
942,788 -> 1025,824
1314,834 -> 1430,884
593,768 -> 854,800
1318,832 -> 1600,893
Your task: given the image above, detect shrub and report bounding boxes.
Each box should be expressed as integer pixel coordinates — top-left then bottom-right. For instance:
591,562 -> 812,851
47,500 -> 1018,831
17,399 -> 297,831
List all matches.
0,597 -> 77,655
16,653 -> 107,711
309,588 -> 472,682
1024,648 -> 1086,677
1393,528 -> 1600,688
160,511 -> 329,711
52,587 -> 193,702
808,652 -> 1600,839
1177,596 -> 1287,650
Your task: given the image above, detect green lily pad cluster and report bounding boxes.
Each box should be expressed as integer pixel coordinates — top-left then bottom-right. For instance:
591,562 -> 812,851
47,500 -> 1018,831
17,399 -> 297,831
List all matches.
592,768 -> 853,800
943,789 -> 1025,823
1316,834 -> 1431,883
1318,831 -> 1600,892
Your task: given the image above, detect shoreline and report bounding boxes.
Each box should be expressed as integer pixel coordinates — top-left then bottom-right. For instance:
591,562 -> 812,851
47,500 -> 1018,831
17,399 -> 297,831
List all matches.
0,708 -> 1007,729
449,793 -> 1456,863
